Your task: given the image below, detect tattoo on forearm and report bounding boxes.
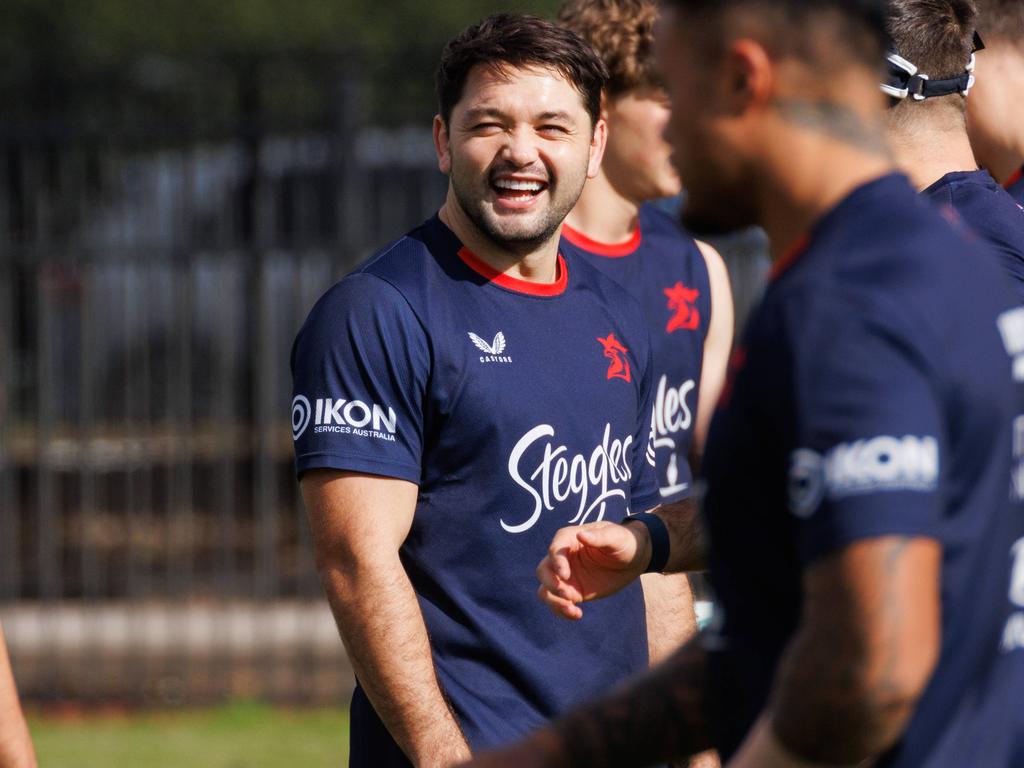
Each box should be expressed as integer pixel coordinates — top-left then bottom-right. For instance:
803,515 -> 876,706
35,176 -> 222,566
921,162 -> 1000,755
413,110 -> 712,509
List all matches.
554,638 -> 714,768
771,537 -> 920,763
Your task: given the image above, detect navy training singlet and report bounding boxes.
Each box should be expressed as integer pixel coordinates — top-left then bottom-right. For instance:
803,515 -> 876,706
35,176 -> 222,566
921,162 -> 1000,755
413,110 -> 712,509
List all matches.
561,203 -> 712,503
291,215 -> 660,765
702,174 -> 1024,766
1005,165 -> 1024,206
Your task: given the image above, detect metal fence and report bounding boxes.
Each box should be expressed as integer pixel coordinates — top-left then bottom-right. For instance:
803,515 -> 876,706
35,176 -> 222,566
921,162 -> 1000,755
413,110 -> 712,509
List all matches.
0,66 -> 768,703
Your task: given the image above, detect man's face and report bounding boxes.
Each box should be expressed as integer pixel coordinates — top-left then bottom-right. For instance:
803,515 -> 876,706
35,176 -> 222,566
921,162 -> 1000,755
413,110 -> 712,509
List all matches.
654,10 -> 758,234
602,86 -> 681,202
435,64 -> 605,252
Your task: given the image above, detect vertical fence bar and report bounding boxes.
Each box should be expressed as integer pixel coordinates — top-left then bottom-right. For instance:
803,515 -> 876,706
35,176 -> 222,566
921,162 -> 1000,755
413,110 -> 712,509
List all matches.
0,249 -> 16,601
36,252 -> 58,599
216,258 -> 237,598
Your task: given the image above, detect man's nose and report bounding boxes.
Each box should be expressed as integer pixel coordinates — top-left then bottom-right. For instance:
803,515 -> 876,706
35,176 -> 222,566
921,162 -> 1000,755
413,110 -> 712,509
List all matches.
502,125 -> 540,167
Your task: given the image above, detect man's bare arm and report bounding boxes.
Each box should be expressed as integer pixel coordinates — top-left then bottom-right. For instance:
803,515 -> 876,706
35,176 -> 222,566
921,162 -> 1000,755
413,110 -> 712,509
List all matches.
640,573 -> 697,665
691,240 -> 734,469
464,636 -> 714,768
730,536 -> 941,767
0,623 -> 36,768
302,470 -> 471,766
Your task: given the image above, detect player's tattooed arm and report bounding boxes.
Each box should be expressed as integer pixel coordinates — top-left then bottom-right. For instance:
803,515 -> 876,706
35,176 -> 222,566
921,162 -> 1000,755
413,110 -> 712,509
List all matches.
733,536 -> 940,767
463,636 -> 714,768
302,470 -> 472,767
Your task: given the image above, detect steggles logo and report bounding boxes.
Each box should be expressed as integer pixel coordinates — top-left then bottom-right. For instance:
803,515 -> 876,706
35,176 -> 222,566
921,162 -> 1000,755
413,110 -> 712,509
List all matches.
597,333 -> 631,383
664,282 -> 700,333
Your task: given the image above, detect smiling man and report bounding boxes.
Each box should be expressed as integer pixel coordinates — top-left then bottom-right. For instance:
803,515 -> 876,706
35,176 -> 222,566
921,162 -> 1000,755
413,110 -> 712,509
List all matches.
291,14 -> 663,767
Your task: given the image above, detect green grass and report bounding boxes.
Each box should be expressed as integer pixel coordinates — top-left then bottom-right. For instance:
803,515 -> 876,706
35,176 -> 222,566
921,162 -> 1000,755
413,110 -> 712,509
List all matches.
28,701 -> 349,767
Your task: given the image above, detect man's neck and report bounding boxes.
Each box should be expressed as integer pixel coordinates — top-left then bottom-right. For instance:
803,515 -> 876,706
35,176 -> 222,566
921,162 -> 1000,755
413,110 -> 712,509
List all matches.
438,192 -> 560,283
756,121 -> 895,262
982,147 -> 1024,188
887,115 -> 979,192
564,172 -> 641,244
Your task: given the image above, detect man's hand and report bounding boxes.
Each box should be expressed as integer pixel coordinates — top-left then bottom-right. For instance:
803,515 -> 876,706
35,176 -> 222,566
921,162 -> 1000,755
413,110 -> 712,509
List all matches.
536,520 -> 650,620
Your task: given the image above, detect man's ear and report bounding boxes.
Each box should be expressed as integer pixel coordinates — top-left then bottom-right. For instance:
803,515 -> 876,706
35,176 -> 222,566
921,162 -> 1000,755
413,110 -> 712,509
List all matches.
434,114 -> 452,174
724,38 -> 775,114
587,117 -> 608,179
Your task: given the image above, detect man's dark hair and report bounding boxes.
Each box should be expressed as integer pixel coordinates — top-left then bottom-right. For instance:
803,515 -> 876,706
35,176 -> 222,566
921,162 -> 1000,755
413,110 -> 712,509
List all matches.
886,0 -> 978,85
558,0 -> 661,97
659,0 -> 888,69
975,0 -> 1024,45
436,13 -> 608,127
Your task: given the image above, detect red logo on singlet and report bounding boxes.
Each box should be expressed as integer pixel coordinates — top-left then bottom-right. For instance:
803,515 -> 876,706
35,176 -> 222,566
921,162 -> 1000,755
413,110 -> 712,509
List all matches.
664,282 -> 700,333
597,334 -> 632,383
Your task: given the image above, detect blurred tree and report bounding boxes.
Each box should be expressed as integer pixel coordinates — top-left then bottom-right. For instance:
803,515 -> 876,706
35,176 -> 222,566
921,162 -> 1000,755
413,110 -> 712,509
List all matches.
0,0 -> 561,131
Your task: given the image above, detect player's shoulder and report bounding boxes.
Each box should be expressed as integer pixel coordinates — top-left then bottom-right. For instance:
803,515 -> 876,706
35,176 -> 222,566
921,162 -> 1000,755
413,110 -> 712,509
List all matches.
772,175 -> 1001,345
297,220 -> 449,339
565,251 -> 650,336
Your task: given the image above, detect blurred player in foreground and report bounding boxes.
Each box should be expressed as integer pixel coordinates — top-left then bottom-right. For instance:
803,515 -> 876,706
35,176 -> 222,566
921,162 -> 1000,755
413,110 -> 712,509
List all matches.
0,624 -> 36,768
968,0 -> 1024,205
465,0 -> 1024,766
293,13 -> 669,766
882,0 -> 1024,298
557,0 -> 733,669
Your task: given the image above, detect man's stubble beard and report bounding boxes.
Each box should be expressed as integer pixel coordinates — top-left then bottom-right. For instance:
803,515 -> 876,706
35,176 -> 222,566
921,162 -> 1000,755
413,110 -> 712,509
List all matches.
449,157 -> 586,256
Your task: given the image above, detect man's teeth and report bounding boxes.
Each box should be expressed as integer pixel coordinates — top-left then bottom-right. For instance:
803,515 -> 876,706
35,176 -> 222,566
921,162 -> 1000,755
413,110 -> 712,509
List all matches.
494,179 -> 544,192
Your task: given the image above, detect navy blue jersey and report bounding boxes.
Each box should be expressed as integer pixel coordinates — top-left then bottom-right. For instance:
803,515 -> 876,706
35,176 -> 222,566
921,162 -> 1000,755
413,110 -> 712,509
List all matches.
701,174 -> 1024,766
1006,165 -> 1024,207
561,203 -> 712,503
921,169 -> 1024,302
291,215 -> 659,765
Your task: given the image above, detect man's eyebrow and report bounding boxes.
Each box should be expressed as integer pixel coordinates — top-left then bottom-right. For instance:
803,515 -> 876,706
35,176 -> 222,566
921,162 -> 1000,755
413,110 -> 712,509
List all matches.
536,110 -> 573,122
461,107 -> 506,123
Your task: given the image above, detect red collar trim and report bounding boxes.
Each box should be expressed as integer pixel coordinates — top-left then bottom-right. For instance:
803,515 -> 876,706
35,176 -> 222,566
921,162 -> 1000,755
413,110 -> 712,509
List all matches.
457,247 -> 568,297
1005,166 -> 1024,190
769,234 -> 811,283
562,223 -> 642,258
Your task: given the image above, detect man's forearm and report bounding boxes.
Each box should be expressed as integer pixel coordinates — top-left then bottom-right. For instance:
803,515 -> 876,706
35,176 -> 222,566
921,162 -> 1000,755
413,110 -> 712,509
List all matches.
762,537 -> 938,765
549,636 -> 714,768
640,573 -> 697,665
0,625 -> 36,768
320,556 -> 470,766
629,498 -> 706,573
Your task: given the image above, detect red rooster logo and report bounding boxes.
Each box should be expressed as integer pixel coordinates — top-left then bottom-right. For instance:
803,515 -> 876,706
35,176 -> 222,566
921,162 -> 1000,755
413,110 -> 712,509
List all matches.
664,282 -> 700,333
597,334 -> 632,383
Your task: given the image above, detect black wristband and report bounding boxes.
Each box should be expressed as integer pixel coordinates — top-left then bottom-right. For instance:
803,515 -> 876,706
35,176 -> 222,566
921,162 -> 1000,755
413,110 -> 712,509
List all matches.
621,513 -> 670,574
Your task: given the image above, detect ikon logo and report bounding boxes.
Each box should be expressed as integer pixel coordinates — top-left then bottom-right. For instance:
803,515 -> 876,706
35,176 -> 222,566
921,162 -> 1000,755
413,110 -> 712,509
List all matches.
291,395 -> 398,442
664,282 -> 700,333
597,333 -> 631,383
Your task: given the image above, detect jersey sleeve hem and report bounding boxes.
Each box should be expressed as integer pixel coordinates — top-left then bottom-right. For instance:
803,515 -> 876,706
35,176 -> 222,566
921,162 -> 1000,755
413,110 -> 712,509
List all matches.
629,489 -> 665,515
295,452 -> 422,484
799,515 -> 939,566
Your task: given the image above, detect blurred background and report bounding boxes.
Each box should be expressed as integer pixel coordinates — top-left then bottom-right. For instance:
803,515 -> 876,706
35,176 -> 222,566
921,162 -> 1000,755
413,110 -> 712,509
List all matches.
0,0 -> 768,763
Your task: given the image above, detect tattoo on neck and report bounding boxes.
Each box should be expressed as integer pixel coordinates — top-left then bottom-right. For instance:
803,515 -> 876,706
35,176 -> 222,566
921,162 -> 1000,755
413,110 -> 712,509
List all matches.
772,97 -> 889,156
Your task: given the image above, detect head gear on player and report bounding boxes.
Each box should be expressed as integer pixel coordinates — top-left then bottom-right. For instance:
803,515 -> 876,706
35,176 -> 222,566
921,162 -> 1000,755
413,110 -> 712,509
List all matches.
882,30 -> 984,101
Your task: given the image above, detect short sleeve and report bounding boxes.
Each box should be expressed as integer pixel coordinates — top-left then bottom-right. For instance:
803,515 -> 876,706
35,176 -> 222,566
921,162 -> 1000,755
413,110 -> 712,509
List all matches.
788,315 -> 945,563
629,334 -> 662,513
290,273 -> 430,483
